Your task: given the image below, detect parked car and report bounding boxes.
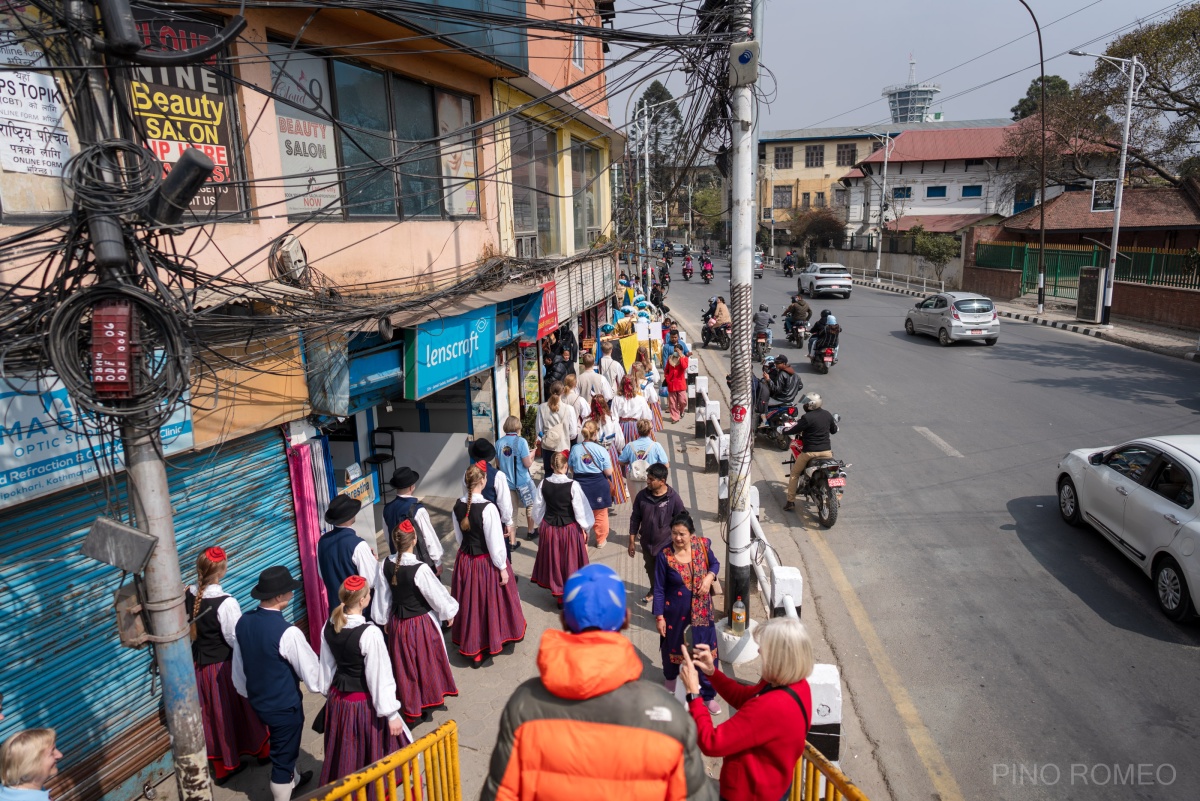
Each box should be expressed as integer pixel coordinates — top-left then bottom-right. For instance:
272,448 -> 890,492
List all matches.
905,292 -> 998,346
798,263 -> 853,298
652,238 -> 664,252
1057,436 -> 1200,621
754,253 -> 764,278
671,242 -> 686,257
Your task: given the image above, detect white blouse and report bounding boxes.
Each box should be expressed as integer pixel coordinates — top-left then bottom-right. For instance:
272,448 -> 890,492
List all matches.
611,394 -> 653,421
317,615 -> 410,731
532,473 -> 596,530
452,493 -> 508,570
595,416 -> 626,452
370,553 -> 460,625
188,583 -> 242,648
536,401 -> 581,443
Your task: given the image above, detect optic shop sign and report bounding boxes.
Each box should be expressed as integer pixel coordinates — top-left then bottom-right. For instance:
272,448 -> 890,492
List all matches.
0,378 -> 194,509
404,306 -> 496,399
130,11 -> 242,215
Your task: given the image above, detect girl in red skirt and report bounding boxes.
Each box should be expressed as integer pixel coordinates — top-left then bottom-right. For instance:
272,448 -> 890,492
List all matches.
318,576 -> 411,788
371,520 -> 459,725
531,451 -> 593,603
451,465 -> 527,665
185,546 -> 269,784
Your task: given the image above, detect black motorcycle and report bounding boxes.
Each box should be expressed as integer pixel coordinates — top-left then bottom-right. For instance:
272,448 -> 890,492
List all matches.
783,425 -> 847,528
701,309 -> 732,350
757,404 -> 798,450
786,319 -> 810,348
810,345 -> 835,374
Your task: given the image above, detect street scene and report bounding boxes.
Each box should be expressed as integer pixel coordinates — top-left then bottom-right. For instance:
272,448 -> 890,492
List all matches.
1,1 -> 1199,801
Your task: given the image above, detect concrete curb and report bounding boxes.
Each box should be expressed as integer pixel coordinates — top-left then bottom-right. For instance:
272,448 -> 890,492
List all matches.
856,280 -> 1199,364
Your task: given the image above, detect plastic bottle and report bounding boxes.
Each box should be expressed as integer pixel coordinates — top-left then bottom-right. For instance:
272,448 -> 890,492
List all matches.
731,596 -> 746,636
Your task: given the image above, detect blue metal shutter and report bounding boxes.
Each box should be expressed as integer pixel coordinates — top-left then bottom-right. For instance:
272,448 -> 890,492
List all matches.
0,428 -> 302,801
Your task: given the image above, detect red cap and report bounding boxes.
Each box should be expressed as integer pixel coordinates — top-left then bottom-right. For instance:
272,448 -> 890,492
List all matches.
397,520 -> 416,534
343,575 -> 368,592
205,547 -> 227,563
474,459 -> 487,471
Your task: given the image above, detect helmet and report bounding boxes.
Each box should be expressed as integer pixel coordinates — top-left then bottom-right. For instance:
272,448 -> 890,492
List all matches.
821,309 -> 832,317
709,296 -> 718,303
802,393 -> 822,411
759,304 -> 768,312
826,315 -> 837,325
774,354 -> 789,365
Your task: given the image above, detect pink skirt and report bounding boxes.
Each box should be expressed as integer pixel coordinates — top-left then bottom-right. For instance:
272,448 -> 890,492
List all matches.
531,522 -> 590,598
450,551 -> 526,658
385,614 -> 458,722
319,688 -> 409,791
606,443 -> 629,504
194,660 -> 270,779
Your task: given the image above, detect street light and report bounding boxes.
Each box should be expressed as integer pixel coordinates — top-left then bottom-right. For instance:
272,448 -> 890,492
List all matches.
855,127 -> 894,281
1070,49 -> 1146,326
1016,0 -> 1048,314
636,96 -> 680,297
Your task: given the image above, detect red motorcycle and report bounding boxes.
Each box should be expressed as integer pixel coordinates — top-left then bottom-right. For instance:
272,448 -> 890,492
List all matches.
810,346 -> 835,374
682,261 -> 694,280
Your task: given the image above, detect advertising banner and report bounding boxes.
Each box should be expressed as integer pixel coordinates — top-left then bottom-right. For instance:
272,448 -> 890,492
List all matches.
269,43 -> 341,216
534,281 -> 558,340
435,91 -> 478,216
404,305 -> 496,399
0,378 -> 193,509
0,29 -> 71,176
131,10 -> 243,215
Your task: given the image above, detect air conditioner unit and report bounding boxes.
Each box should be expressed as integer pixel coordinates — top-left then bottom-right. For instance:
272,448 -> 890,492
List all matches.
271,234 -> 309,285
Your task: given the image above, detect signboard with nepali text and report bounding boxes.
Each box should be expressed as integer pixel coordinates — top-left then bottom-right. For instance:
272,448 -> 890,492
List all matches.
0,378 -> 193,509
131,10 -> 243,216
403,306 -> 496,399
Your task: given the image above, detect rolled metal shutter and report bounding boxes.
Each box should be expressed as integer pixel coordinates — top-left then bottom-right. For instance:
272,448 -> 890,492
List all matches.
0,428 -> 302,801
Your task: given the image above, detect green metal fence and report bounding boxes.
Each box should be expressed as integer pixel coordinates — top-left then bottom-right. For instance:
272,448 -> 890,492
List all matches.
974,241 -> 1200,299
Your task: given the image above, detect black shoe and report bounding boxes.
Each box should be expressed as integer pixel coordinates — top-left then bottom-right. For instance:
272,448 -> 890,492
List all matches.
525,529 -> 539,541
290,771 -> 313,798
640,593 -> 653,605
783,501 -> 796,512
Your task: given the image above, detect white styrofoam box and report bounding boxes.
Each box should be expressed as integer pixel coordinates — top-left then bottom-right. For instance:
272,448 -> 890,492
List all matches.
717,474 -> 729,499
719,433 -> 730,461
770,565 -> 803,611
695,375 -> 710,396
809,663 -> 843,725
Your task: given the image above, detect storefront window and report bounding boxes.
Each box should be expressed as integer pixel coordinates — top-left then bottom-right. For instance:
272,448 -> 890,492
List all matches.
571,139 -> 600,252
333,60 -> 396,217
392,77 -> 443,217
511,116 -> 560,256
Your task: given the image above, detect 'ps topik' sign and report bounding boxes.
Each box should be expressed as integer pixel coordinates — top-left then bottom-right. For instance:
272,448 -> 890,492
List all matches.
404,305 -> 496,399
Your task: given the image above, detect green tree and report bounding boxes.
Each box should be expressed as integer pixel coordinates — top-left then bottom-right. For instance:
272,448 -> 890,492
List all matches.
787,207 -> 845,254
911,224 -> 961,283
634,81 -> 683,215
691,184 -> 725,238
1011,75 -> 1071,121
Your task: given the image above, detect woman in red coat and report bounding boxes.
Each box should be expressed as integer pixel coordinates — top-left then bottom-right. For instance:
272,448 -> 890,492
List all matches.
679,617 -> 814,801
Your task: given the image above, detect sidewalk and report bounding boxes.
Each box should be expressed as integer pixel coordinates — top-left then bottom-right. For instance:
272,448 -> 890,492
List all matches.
854,277 -> 1200,362
153,409 -> 761,801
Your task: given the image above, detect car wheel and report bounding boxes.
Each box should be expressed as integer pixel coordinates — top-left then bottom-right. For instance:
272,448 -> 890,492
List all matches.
1154,556 -> 1195,622
938,328 -> 953,347
904,319 -> 916,336
984,338 -> 998,346
1057,476 -> 1081,526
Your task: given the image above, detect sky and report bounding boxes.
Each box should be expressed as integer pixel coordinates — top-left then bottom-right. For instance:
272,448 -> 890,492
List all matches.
613,0 -> 1183,132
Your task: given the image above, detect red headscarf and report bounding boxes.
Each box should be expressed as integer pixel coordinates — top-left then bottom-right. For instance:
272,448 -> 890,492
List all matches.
205,547 -> 226,563
590,393 -> 610,421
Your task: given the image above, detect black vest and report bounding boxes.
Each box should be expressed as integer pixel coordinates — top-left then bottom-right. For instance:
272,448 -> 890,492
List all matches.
542,481 -> 576,527
187,591 -> 232,666
383,559 -> 434,620
453,499 -> 491,556
323,621 -> 371,693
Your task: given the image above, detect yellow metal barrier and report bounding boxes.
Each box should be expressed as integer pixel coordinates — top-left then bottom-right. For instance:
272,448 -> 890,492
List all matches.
789,742 -> 870,801
301,721 -> 461,801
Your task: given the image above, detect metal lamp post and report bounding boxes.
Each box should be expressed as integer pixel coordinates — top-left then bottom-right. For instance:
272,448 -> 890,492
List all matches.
1070,50 -> 1145,326
855,128 -> 894,281
1016,0 -> 1048,314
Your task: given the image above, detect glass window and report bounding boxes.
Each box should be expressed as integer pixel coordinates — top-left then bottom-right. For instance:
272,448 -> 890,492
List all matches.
893,187 -> 912,200
435,91 -> 480,217
333,60 -> 396,217
834,188 -> 847,206
772,186 -> 793,209
965,158 -> 985,168
926,186 -> 947,198
962,185 -> 983,198
805,145 -> 824,168
1151,462 -> 1194,508
836,143 -> 857,167
953,298 -> 994,313
269,44 -> 341,218
815,192 -> 826,207
774,147 -> 793,169
1104,446 -> 1158,482
800,192 -> 810,209
573,17 -> 585,69
572,139 -> 600,252
392,77 -> 443,218
511,117 -> 560,256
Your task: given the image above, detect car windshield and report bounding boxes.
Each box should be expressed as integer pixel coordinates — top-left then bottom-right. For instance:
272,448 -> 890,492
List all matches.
819,267 -> 848,274
953,298 -> 994,313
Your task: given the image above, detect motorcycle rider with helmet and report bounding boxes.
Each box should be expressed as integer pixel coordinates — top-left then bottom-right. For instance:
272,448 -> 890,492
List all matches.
808,311 -> 841,363
783,295 -> 812,337
764,355 -> 803,407
781,250 -> 797,277
783,393 -> 838,512
753,304 -> 774,349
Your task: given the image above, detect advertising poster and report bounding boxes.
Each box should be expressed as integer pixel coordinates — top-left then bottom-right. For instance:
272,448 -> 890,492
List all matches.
435,91 -> 478,216
520,344 -> 541,407
0,28 -> 71,177
130,10 -> 243,215
404,306 -> 496,399
268,43 -> 341,216
0,378 -> 193,509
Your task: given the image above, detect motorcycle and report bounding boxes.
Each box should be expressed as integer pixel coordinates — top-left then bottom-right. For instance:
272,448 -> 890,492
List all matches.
783,261 -> 795,278
752,327 -> 773,362
701,309 -> 732,350
757,404 -> 799,450
810,346 -> 835,374
786,318 -> 810,348
783,436 -> 848,528
701,266 -> 714,284
682,262 -> 694,281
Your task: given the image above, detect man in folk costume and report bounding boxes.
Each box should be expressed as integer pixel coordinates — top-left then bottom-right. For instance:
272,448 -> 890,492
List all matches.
383,466 -> 444,573
232,567 -> 321,801
467,439 -> 516,544
316,494 -> 376,613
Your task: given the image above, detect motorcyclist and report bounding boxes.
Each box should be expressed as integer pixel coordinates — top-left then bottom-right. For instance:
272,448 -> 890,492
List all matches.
809,313 -> 842,363
700,255 -> 714,280
782,250 -> 796,276
650,282 -> 669,313
783,295 -> 812,336
702,244 -> 711,257
783,393 -> 838,512
683,254 -> 694,274
752,304 -> 774,348
807,309 -> 831,356
709,296 -> 731,328
764,355 -> 803,407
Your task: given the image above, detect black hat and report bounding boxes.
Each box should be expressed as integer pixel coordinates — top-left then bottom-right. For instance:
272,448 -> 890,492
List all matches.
469,439 -> 496,462
325,494 -> 362,526
390,466 -> 420,489
251,566 -> 303,600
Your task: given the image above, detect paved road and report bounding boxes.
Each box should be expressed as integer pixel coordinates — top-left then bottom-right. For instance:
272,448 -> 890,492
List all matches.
665,258 -> 1200,801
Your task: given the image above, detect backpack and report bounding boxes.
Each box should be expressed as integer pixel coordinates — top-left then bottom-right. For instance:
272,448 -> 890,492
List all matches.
628,451 -> 651,482
540,406 -> 570,452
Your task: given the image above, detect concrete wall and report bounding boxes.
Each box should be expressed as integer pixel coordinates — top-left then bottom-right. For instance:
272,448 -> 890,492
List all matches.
1111,282 -> 1200,331
816,246 -> 965,290
961,265 -> 1023,301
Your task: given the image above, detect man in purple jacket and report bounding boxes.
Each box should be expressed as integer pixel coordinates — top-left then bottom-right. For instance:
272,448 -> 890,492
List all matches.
628,463 -> 687,605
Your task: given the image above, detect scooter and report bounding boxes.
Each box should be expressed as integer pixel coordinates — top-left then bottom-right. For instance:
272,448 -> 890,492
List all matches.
701,265 -> 714,284
786,319 -> 810,348
682,261 -> 694,281
757,404 -> 799,450
701,310 -> 732,350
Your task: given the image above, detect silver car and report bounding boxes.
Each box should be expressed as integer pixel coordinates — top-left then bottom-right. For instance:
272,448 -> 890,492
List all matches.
799,263 -> 853,298
905,292 -> 999,346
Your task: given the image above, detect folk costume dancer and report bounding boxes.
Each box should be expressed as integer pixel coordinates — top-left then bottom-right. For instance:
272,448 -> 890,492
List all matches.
531,452 -> 594,603
316,494 -> 376,614
382,466 -> 444,573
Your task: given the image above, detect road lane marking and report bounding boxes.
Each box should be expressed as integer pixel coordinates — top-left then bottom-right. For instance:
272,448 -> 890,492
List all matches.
913,426 -> 964,458
864,385 -> 888,404
808,531 -> 967,801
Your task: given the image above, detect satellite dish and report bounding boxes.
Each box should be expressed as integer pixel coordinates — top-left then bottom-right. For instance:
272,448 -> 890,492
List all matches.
270,234 -> 309,286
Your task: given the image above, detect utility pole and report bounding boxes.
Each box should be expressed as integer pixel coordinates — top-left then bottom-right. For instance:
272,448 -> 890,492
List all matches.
856,128 -> 893,280
643,106 -> 654,298
725,0 -> 758,623
1102,55 -> 1140,326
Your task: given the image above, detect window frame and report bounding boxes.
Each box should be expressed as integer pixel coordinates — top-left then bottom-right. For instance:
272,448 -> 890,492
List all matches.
800,191 -> 811,210
510,115 -> 561,257
774,146 -> 793,170
571,137 -> 602,252
805,144 -> 824,168
926,185 -> 947,199
573,16 -> 586,70
1148,460 -> 1195,509
772,185 -> 793,209
814,191 -> 826,208
892,186 -> 912,200
1103,446 -> 1159,483
330,58 -> 399,220
961,185 -> 983,198
836,143 -> 857,167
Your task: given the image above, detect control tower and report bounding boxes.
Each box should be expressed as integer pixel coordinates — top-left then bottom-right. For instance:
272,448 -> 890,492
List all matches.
883,57 -> 941,123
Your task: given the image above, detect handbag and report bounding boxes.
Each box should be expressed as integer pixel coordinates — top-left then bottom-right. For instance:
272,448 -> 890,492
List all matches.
311,702 -> 327,734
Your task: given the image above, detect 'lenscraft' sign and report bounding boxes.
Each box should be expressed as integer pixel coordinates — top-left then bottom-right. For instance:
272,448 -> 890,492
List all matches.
404,306 -> 496,399
0,378 -> 194,509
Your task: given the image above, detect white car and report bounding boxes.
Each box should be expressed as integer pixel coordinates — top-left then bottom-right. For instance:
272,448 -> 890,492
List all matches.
1057,435 -> 1200,621
799,263 -> 853,298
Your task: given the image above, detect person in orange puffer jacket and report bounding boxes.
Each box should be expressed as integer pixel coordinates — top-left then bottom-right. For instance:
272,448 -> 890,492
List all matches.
481,564 -> 716,801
